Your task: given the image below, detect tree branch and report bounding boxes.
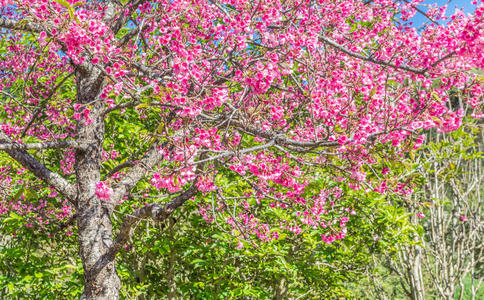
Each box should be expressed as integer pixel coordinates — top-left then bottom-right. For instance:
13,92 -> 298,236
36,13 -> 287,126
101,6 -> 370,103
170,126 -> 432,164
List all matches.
232,121 -> 340,148
111,183 -> 198,257
0,141 -> 89,151
402,0 -> 439,25
103,161 -> 136,179
21,72 -> 74,138
318,36 -> 428,75
0,17 -> 94,73
89,183 -> 199,277
0,131 -> 77,203
104,100 -> 180,114
129,61 -> 172,81
0,17 -> 44,33
187,140 -> 276,166
110,142 -> 166,204
118,21 -> 149,46
111,0 -> 149,35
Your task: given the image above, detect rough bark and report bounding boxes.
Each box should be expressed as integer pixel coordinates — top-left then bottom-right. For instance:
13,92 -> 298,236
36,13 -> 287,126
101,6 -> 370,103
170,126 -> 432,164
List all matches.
74,67 -> 121,300
0,140 -> 88,151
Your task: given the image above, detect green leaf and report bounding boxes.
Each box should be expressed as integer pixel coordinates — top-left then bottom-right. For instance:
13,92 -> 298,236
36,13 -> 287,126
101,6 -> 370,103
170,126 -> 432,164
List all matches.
25,189 -> 38,200
4,212 -> 22,223
54,0 -> 78,22
68,7 -> 75,20
156,122 -> 165,134
13,185 -> 25,200
54,0 -> 71,9
136,103 -> 151,109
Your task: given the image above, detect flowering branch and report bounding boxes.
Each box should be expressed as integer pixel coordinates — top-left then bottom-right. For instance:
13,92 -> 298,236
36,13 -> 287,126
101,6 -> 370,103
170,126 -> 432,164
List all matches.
318,36 -> 428,75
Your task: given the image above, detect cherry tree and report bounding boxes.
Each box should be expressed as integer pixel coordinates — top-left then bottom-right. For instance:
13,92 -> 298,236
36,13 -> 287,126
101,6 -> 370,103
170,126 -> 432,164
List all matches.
0,0 -> 482,298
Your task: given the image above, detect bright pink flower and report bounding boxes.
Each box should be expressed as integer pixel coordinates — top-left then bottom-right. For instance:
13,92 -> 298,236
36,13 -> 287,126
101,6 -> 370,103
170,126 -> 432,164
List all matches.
95,181 -> 113,201
382,167 -> 390,175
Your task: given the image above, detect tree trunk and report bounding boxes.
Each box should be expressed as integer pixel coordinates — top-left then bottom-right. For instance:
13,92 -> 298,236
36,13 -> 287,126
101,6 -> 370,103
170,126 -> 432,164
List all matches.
78,200 -> 120,299
167,220 -> 177,300
74,68 -> 121,299
273,276 -> 287,300
409,245 -> 426,300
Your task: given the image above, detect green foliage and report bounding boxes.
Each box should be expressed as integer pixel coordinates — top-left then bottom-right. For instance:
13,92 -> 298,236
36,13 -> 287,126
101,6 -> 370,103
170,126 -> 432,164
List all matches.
454,275 -> 484,300
0,182 -> 416,299
111,185 -> 415,299
352,117 -> 484,299
0,48 -> 420,298
0,107 -> 418,299
0,213 -> 83,299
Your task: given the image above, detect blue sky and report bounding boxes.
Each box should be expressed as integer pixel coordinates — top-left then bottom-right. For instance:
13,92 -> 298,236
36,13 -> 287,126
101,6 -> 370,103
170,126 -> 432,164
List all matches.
410,0 -> 478,25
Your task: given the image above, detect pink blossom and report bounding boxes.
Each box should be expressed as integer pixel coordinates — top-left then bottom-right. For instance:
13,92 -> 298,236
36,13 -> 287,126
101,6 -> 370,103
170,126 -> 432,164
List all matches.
95,181 -> 113,201
0,0 -> 482,249
237,240 -> 244,249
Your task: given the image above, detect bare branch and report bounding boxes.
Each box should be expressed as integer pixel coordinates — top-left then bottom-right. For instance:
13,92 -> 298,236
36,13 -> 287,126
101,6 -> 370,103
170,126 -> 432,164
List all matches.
110,142 -> 165,204
111,183 -> 198,256
232,121 -> 339,148
129,61 -> 172,81
104,101 -> 180,114
0,131 -> 77,203
111,0 -> 149,35
402,0 -> 439,25
0,141 -> 89,151
0,17 -> 44,33
190,140 -> 276,166
104,161 -> 136,179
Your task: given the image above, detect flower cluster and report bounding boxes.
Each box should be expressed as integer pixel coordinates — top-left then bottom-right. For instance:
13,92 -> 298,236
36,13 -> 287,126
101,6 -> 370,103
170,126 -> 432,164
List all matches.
0,0 -> 482,246
95,181 -> 113,201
